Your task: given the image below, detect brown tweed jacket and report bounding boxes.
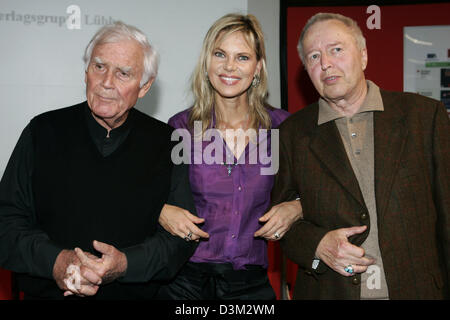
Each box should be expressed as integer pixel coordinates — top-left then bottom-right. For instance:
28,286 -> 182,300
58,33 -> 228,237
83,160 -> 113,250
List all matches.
273,90 -> 450,299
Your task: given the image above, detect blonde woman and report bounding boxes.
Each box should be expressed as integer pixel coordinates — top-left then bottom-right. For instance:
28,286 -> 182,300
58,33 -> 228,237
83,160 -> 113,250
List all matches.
158,14 -> 302,299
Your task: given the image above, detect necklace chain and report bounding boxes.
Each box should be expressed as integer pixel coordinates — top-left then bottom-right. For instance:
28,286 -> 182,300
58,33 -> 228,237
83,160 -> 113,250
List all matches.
223,162 -> 238,176
217,112 -> 249,176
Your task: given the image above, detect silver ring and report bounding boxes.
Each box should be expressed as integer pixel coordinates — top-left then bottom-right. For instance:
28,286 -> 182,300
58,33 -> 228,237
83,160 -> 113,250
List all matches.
184,231 -> 193,242
344,265 -> 354,275
274,232 -> 281,240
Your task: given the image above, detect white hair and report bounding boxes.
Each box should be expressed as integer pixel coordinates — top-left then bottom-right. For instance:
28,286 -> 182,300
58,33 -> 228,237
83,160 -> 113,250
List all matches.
83,21 -> 158,87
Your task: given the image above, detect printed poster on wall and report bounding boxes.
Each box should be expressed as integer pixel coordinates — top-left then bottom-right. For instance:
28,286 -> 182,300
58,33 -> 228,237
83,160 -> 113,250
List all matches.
404,25 -> 450,117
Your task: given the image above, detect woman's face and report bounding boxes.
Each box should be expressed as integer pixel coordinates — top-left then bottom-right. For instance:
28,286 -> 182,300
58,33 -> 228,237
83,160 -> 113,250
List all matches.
207,31 -> 262,101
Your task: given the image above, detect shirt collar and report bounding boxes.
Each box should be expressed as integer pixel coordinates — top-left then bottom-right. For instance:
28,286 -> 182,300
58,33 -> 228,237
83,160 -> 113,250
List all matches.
318,80 -> 384,125
84,103 -> 135,140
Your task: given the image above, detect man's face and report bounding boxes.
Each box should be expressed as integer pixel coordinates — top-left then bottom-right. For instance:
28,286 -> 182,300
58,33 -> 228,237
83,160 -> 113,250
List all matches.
85,40 -> 152,126
301,19 -> 367,104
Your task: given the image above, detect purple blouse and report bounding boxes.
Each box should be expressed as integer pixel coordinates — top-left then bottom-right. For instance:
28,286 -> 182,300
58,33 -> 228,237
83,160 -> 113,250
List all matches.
168,107 -> 290,270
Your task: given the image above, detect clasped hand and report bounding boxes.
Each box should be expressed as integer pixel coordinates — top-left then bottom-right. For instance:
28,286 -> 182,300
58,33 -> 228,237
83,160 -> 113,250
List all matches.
53,240 -> 127,297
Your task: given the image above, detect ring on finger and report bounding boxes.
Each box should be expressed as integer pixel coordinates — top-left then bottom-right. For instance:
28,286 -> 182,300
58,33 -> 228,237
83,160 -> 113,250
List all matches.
274,232 -> 281,240
184,231 -> 193,242
344,264 -> 354,275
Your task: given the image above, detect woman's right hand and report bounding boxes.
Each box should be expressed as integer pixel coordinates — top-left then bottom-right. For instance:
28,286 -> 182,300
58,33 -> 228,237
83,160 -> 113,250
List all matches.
159,204 -> 209,241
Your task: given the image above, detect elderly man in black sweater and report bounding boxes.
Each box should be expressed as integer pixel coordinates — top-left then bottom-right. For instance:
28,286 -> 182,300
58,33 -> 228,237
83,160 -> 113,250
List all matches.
0,21 -> 197,299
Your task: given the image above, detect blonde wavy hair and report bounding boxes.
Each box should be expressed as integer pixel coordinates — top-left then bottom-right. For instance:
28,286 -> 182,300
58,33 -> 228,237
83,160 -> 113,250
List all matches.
188,13 -> 271,132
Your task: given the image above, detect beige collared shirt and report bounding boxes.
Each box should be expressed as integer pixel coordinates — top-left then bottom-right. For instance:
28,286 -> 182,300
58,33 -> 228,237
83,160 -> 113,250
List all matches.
318,80 -> 389,299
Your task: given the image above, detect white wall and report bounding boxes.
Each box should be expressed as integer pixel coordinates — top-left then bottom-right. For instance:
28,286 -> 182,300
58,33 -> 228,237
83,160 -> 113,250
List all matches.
248,0 -> 281,110
0,0 -> 281,177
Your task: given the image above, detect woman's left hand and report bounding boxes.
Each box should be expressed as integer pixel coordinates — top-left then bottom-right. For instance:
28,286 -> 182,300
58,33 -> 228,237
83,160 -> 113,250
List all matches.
254,199 -> 302,241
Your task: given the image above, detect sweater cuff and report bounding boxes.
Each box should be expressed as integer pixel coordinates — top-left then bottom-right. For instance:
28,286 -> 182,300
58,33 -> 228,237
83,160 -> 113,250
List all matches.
33,240 -> 64,279
119,244 -> 145,283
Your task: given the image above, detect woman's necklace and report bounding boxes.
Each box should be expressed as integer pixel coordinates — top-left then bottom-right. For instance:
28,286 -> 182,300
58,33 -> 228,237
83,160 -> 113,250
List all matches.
224,162 -> 238,176
217,112 -> 250,176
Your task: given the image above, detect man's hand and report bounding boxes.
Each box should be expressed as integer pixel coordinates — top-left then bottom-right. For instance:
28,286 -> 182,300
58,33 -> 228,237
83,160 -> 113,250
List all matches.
254,199 -> 303,241
75,240 -> 128,285
53,249 -> 99,297
315,225 -> 375,276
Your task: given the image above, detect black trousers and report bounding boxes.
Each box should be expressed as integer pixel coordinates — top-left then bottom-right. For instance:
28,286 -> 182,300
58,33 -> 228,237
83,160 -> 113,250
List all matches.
157,262 -> 276,300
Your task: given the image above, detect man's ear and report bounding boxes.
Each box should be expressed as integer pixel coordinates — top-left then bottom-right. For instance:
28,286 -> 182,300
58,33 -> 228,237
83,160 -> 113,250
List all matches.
361,47 -> 368,71
138,77 -> 155,98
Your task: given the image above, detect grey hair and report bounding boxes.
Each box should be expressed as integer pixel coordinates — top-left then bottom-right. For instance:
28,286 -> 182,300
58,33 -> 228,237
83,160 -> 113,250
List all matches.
83,21 -> 158,87
297,13 -> 366,63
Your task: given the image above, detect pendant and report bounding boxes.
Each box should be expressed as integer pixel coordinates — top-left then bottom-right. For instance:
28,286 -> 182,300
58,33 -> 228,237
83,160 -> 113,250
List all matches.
223,162 -> 238,176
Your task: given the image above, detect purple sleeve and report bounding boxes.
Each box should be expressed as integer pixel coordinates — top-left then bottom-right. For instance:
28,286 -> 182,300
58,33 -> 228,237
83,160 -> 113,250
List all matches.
270,108 -> 291,128
168,109 -> 191,130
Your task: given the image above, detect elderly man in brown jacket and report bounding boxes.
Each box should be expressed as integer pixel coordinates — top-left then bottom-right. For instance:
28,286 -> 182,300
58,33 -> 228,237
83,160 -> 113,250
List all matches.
273,13 -> 449,299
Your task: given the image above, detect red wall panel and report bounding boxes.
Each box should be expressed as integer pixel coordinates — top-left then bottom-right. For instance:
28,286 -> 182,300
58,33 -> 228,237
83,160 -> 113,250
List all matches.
0,268 -> 12,300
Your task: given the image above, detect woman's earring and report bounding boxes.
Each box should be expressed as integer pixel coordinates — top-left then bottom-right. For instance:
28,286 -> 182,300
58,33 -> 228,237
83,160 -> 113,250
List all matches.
252,74 -> 260,87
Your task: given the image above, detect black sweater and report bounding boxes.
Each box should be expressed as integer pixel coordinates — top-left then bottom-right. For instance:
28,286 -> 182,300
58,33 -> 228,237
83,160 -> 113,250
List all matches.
0,102 -> 197,299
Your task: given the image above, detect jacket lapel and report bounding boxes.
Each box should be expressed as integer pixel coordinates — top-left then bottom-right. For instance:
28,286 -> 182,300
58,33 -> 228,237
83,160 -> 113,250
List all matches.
309,120 -> 366,207
374,90 -> 408,220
